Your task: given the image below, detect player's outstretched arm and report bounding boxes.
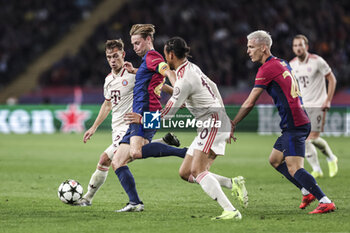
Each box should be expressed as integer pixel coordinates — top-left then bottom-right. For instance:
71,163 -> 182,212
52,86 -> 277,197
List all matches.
228,87 -> 264,143
83,100 -> 112,143
322,72 -> 337,111
124,61 -> 138,74
164,70 -> 176,86
162,84 -> 173,95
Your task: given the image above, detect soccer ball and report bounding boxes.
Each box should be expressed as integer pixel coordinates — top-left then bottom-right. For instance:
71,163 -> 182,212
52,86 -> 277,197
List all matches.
57,179 -> 83,205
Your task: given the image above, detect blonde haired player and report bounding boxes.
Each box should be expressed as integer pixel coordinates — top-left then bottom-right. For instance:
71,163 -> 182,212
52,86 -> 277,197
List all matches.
77,39 -> 181,206
290,34 -> 338,178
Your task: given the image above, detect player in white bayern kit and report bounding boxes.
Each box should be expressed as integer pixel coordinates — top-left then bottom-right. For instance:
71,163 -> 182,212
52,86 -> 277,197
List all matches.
145,37 -> 247,220
126,37 -> 248,220
77,39 -> 180,206
290,34 -> 338,178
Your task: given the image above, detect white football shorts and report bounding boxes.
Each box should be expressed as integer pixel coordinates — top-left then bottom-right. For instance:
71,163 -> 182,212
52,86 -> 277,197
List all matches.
186,111 -> 230,156
305,107 -> 325,132
104,129 -> 127,159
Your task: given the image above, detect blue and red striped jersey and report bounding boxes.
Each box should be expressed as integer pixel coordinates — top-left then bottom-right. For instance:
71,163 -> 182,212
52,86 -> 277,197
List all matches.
133,50 -> 165,114
254,56 -> 310,129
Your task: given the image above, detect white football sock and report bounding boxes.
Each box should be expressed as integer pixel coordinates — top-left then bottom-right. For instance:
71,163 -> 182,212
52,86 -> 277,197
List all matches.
319,196 -> 332,204
305,140 -> 322,173
83,168 -> 108,201
196,171 -> 235,211
301,187 -> 310,196
312,137 -> 337,162
210,172 -> 232,189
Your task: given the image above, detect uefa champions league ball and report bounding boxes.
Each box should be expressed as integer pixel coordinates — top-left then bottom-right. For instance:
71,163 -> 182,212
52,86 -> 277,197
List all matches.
57,179 -> 83,205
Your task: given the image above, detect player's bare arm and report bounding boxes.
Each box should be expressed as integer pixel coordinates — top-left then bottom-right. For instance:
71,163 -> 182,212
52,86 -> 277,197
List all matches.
123,61 -> 138,74
322,72 -> 337,111
83,100 -> 112,143
164,69 -> 176,86
229,87 -> 264,143
124,112 -> 142,125
162,84 -> 173,95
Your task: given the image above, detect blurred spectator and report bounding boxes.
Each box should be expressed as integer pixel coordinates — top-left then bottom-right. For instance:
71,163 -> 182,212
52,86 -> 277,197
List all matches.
0,0 -> 99,89
3,0 -> 350,92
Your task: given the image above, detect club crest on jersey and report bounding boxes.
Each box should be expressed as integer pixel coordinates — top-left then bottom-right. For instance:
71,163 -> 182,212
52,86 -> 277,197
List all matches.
173,87 -> 180,97
122,80 -> 128,86
143,111 -> 161,129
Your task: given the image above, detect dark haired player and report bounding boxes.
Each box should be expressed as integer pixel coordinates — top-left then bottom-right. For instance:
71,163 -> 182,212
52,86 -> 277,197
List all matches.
126,37 -> 248,220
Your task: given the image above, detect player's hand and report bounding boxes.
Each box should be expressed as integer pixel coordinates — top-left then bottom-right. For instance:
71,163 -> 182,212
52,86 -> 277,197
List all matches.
180,103 -> 186,109
321,100 -> 331,111
124,61 -> 135,74
124,112 -> 142,124
83,127 -> 96,143
227,120 -> 237,144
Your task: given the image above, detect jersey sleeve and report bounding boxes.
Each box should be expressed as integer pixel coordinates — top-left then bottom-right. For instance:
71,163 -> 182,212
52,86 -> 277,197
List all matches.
207,78 -> 224,107
317,56 -> 331,76
103,82 -> 111,101
145,51 -> 167,74
161,78 -> 191,119
254,67 -> 272,89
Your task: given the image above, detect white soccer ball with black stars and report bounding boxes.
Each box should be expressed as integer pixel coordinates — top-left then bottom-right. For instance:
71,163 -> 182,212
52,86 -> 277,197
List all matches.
57,179 -> 83,205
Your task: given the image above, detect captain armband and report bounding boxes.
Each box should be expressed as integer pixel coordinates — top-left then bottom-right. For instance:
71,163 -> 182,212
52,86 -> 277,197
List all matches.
158,62 -> 170,76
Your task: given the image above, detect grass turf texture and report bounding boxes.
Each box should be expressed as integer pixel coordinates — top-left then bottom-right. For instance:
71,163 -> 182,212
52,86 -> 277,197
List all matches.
0,132 -> 349,233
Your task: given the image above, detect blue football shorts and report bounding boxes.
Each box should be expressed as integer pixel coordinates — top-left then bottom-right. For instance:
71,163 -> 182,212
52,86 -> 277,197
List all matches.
119,123 -> 157,145
273,123 -> 311,157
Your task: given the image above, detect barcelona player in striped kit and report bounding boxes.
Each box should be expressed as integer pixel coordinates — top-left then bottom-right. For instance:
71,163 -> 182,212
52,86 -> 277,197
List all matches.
111,24 -> 187,212
230,30 -> 335,214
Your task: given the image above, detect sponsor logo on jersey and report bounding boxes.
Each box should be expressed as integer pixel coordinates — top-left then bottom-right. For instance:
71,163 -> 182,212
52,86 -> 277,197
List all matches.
122,80 -> 128,86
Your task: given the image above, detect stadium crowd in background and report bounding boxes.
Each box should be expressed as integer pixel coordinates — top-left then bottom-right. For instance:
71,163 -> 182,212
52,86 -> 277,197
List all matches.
1,0 -> 349,100
0,0 -> 99,90
36,0 -> 350,90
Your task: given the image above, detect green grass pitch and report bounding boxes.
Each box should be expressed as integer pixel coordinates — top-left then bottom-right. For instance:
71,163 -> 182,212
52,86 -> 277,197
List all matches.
0,132 -> 349,233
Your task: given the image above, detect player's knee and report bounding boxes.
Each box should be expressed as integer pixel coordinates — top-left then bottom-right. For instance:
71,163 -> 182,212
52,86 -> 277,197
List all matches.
98,153 -> 111,168
130,150 -> 142,159
269,157 -> 280,168
179,168 -> 190,181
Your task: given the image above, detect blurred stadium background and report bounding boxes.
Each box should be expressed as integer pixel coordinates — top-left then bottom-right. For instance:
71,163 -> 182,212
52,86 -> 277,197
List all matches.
0,0 -> 349,134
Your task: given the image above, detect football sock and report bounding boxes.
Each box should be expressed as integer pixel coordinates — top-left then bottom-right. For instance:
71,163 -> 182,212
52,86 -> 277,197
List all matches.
84,168 -> 108,201
293,168 -> 326,200
305,140 -> 322,172
276,162 -> 303,189
210,172 -> 232,189
312,137 -> 337,162
115,166 -> 141,204
196,171 -> 235,211
301,187 -> 310,196
141,142 -> 187,159
319,196 -> 332,204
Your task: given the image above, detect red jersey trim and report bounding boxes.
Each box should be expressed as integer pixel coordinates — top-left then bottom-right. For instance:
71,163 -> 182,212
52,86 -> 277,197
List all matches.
177,61 -> 189,79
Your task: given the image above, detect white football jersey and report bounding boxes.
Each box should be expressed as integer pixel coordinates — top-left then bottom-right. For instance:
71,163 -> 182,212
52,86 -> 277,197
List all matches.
162,61 -> 224,120
290,53 -> 331,107
104,68 -> 135,130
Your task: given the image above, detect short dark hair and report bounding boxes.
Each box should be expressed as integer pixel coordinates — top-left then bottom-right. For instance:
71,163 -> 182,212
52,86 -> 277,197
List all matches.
105,39 -> 124,51
165,37 -> 191,59
293,34 -> 309,45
